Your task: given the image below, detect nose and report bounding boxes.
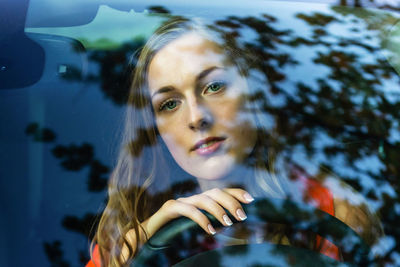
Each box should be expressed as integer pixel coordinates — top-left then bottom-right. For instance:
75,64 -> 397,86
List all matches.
187,99 -> 213,131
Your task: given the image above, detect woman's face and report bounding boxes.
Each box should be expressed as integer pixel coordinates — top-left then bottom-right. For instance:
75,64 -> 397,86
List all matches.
148,32 -> 257,180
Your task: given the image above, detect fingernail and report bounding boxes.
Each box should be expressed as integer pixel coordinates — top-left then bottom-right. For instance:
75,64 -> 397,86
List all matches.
243,193 -> 254,202
223,214 -> 233,226
208,224 -> 216,235
236,209 -> 247,221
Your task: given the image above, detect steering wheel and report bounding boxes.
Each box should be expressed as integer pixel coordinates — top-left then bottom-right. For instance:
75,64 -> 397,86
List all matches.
131,198 -> 372,266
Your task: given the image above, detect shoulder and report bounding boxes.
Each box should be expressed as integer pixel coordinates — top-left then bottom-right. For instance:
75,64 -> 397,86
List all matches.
323,177 -> 384,246
286,164 -> 383,246
86,244 -> 102,267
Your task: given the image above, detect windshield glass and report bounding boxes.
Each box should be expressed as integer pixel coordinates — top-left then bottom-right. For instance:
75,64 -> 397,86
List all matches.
2,1 -> 400,266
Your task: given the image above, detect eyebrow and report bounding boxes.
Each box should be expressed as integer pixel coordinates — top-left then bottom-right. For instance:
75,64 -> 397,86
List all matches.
151,66 -> 222,99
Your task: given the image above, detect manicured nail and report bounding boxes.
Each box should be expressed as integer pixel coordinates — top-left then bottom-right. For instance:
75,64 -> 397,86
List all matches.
223,214 -> 233,226
208,224 -> 216,235
243,193 -> 254,202
236,209 -> 247,221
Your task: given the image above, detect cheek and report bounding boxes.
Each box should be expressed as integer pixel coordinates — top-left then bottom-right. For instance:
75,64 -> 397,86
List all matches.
217,98 -> 257,151
215,97 -> 248,129
159,131 -> 186,164
160,131 -> 197,177
157,117 -> 179,146
156,116 -> 189,159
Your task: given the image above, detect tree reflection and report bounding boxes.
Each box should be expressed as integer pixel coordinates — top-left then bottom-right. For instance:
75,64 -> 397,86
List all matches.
43,241 -> 70,267
27,4 -> 400,266
25,122 -> 56,142
338,0 -> 400,10
25,125 -> 110,264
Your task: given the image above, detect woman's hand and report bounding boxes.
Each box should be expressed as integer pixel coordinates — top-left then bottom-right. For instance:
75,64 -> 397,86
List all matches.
123,188 -> 254,260
155,188 -> 255,235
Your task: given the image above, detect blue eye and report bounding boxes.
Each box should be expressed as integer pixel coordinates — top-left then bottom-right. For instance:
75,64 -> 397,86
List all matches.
205,81 -> 226,94
159,99 -> 179,112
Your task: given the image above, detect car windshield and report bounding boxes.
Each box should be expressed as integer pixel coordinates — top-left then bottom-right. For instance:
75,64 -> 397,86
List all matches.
2,0 -> 400,266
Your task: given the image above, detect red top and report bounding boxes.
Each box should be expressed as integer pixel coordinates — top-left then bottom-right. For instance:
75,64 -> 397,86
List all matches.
86,244 -> 101,267
291,166 -> 340,260
86,172 -> 340,266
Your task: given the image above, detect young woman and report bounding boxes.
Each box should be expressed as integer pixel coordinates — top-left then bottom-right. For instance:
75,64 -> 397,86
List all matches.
87,17 -> 383,266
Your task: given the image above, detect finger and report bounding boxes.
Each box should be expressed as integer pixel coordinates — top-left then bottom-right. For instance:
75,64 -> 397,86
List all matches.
178,195 -> 233,226
223,188 -> 255,204
203,188 -> 249,222
164,199 -> 217,235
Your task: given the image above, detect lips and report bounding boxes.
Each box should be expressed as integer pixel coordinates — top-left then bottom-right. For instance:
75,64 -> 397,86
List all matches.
191,136 -> 226,156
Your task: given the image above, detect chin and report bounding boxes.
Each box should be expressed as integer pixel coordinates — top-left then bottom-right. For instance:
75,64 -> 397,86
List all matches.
182,156 -> 236,181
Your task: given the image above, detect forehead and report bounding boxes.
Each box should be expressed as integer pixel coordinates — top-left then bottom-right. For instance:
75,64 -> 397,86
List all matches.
148,32 -> 227,92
